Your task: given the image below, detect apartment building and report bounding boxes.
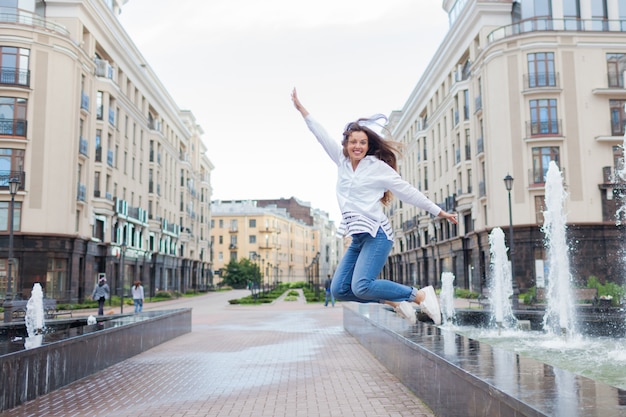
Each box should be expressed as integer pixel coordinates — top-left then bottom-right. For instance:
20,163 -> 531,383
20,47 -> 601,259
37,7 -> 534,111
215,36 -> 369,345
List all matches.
211,199 -> 341,287
0,0 -> 213,303
385,0 -> 626,293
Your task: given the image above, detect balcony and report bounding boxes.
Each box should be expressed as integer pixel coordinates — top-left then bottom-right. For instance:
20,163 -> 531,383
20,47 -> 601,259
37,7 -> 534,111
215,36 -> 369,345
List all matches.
523,72 -> 560,90
108,108 -> 115,126
77,183 -> 86,202
0,118 -> 26,137
526,120 -> 562,137
476,137 -> 484,155
81,91 -> 89,111
487,17 -> 626,45
0,10 -> 69,37
0,170 -> 26,190
107,150 -> 114,167
79,137 -> 88,156
0,66 -> 30,87
474,95 -> 482,113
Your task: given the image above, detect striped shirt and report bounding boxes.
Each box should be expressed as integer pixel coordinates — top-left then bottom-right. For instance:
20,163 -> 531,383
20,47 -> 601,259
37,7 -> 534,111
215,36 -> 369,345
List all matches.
304,115 -> 442,241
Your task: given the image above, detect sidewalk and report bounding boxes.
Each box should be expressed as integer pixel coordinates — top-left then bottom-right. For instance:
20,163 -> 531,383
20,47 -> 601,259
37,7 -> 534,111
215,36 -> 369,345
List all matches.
1,290 -> 436,417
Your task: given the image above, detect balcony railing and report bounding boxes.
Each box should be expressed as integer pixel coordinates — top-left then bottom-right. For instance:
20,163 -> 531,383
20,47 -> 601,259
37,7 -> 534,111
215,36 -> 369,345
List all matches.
0,118 -> 26,137
0,170 -> 26,190
0,10 -> 69,36
488,17 -> 626,45
77,183 -> 86,201
79,137 -> 88,156
0,67 -> 29,86
81,91 -> 89,111
524,72 -> 560,89
107,150 -> 114,167
476,137 -> 484,154
526,119 -> 562,137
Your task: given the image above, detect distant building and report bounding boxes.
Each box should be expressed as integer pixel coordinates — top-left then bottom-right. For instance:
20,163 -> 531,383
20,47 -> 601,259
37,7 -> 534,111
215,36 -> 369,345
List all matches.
385,0 -> 626,292
0,0 -> 213,302
210,199 -> 341,287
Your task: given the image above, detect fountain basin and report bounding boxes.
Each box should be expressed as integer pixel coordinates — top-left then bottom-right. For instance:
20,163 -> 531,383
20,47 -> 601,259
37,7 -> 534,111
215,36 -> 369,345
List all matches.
344,303 -> 626,417
0,308 -> 191,412
453,307 -> 626,337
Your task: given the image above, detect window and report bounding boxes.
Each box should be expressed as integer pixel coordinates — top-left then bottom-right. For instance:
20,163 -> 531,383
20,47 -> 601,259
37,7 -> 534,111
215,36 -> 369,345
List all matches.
607,54 -> 626,88
0,97 -> 25,136
0,46 -> 29,86
0,200 -> 20,231
535,195 -> 546,224
527,52 -> 556,88
563,0 -> 581,29
95,129 -> 102,162
96,91 -> 103,120
591,0 -> 608,31
249,235 -> 256,244
610,99 -> 626,136
614,145 -> 624,171
249,219 -> 256,228
529,99 -> 559,136
532,147 -> 559,185
94,171 -> 100,197
46,258 -> 68,300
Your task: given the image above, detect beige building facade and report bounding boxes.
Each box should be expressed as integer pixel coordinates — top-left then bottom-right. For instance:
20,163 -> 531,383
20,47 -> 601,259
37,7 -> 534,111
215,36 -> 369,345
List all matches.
211,199 -> 341,288
0,0 -> 213,303
385,0 -> 626,292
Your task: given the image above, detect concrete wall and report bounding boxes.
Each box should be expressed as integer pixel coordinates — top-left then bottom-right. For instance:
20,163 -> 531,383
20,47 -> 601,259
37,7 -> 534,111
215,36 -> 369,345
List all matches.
0,308 -> 191,412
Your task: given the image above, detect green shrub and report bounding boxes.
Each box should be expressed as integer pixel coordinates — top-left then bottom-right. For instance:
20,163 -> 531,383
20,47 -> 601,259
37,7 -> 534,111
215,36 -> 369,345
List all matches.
587,276 -> 626,306
154,291 -> 173,299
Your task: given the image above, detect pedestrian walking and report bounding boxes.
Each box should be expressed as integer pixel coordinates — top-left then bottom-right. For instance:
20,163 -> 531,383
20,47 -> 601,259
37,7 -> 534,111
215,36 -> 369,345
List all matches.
324,274 -> 335,307
132,280 -> 144,313
92,276 -> 110,316
292,88 -> 458,325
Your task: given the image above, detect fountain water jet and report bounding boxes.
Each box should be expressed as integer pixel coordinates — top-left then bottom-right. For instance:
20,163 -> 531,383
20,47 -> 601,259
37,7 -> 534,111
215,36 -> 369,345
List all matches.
487,227 -> 516,332
24,283 -> 44,349
541,161 -> 576,336
440,272 -> 456,325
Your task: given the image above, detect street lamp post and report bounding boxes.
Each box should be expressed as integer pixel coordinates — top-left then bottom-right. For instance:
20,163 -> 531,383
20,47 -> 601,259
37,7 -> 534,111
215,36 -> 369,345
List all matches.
3,177 -> 20,322
503,174 -> 515,281
120,241 -> 127,314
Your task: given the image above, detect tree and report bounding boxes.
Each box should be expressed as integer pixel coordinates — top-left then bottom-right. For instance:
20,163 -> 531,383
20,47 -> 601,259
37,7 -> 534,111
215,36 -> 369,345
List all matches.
221,258 -> 261,289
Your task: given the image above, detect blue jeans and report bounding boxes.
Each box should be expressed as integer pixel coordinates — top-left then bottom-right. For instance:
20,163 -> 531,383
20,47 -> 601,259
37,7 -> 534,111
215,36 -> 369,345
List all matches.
331,228 -> 414,303
324,289 -> 335,306
134,299 -> 143,313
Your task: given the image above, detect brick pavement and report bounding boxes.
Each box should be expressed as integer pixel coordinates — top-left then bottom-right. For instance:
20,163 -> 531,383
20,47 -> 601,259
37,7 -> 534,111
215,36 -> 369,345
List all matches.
1,290 -> 436,417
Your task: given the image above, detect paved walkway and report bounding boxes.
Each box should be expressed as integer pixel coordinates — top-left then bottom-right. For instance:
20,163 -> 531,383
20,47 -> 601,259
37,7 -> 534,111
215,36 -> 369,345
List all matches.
1,290 -> 436,417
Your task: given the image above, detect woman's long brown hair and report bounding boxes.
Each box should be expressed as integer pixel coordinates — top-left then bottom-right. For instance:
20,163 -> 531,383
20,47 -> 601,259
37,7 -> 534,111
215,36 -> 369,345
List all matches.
342,118 -> 402,205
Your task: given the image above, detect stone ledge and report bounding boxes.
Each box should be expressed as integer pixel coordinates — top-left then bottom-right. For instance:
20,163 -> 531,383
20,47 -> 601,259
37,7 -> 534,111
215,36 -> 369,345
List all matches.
343,303 -> 626,417
0,308 -> 191,412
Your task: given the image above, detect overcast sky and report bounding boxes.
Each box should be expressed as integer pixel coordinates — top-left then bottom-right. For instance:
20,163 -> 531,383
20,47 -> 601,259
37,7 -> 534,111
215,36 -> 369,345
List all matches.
118,1 -> 449,224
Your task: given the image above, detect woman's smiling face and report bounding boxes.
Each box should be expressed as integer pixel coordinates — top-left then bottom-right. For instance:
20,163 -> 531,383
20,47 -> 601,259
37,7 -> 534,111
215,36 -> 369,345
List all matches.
346,130 -> 368,166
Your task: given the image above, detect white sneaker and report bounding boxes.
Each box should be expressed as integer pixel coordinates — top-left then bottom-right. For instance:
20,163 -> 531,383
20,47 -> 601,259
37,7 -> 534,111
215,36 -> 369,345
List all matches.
419,286 -> 442,325
394,301 -> 416,325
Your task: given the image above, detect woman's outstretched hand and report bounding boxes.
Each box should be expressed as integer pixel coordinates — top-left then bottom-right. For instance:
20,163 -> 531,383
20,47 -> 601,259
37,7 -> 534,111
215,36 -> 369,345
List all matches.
291,88 -> 309,117
439,210 -> 458,224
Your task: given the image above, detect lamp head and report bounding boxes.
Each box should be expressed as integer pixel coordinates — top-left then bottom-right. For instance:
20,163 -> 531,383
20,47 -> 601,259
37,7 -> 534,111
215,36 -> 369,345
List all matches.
503,174 -> 514,191
8,177 -> 20,195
